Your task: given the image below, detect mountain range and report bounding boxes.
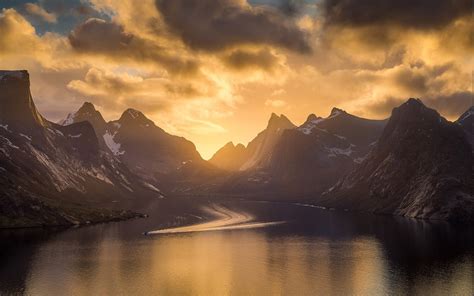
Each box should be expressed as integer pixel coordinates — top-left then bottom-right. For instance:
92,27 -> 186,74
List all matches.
0,70 -> 472,226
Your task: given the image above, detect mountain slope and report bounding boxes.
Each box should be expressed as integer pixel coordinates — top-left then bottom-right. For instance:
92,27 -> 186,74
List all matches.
208,109 -> 387,197
0,70 -> 157,228
321,99 -> 474,222
60,104 -> 205,189
456,106 -> 473,150
240,113 -> 296,170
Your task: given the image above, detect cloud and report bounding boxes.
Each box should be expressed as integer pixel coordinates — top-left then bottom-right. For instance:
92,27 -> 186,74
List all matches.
24,3 -> 57,23
367,92 -> 474,119
265,99 -> 287,108
222,49 -> 280,72
155,0 -> 311,53
69,18 -> 199,75
323,0 -> 470,30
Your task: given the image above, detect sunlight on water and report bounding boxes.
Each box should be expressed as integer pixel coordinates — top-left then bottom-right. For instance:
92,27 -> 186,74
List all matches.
1,201 -> 472,296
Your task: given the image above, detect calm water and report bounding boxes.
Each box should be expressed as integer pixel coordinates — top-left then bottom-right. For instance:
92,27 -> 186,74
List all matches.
0,198 -> 473,295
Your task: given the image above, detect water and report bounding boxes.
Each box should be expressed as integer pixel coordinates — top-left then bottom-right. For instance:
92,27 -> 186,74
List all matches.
0,198 -> 473,295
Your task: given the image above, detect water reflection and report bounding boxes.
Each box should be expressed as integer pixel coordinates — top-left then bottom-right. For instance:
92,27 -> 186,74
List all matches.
0,200 -> 472,295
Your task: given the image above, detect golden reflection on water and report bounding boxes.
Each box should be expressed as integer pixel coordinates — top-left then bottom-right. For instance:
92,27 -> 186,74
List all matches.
24,227 -> 397,295
19,220 -> 473,296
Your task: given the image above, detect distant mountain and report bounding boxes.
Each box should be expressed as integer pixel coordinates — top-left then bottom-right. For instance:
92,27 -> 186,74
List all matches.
60,103 -> 204,188
456,106 -> 473,150
321,99 -> 474,222
210,113 -> 296,172
240,113 -> 296,170
210,108 -> 386,197
209,142 -> 248,171
0,70 -> 158,228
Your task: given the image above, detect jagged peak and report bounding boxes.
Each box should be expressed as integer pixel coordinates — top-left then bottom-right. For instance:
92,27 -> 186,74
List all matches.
78,101 -> 97,112
119,108 -> 155,127
329,107 -> 346,118
306,113 -> 322,122
223,141 -> 235,148
267,113 -> 295,129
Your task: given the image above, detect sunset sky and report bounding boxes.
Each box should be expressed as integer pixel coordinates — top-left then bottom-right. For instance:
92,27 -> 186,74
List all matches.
0,0 -> 472,158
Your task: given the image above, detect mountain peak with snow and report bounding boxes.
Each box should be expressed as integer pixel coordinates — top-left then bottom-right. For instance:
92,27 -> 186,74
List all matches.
60,101 -> 106,129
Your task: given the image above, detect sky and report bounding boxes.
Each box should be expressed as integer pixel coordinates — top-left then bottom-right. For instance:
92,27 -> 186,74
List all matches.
0,0 -> 472,159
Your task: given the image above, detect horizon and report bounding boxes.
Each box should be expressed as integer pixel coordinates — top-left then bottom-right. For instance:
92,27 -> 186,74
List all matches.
1,1 -> 473,295
1,0 -> 472,159
31,93 -> 471,159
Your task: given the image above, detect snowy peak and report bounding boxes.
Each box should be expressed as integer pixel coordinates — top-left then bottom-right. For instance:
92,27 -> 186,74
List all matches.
298,114 -> 324,135
0,69 -> 46,129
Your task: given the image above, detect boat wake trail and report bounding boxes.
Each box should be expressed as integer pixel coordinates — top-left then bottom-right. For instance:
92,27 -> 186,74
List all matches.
147,204 -> 284,235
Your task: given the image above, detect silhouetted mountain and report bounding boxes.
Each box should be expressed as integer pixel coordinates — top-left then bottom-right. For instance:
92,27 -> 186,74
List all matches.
240,113 -> 296,170
209,142 -> 248,171
209,109 -> 387,197
322,99 -> 474,222
456,106 -> 473,150
60,103 -> 205,188
0,71 -> 159,228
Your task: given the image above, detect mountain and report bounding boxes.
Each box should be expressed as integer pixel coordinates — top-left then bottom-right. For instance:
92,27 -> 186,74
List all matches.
456,106 -> 473,150
209,142 -> 248,171
210,113 -> 296,172
208,108 -> 387,197
240,113 -> 296,170
0,70 -> 159,228
321,99 -> 474,222
60,103 -> 205,189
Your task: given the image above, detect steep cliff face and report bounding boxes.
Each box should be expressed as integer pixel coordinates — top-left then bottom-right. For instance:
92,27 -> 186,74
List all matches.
60,104 -> 204,187
240,113 -> 296,171
0,71 -> 159,228
322,99 -> 474,222
456,106 -> 473,150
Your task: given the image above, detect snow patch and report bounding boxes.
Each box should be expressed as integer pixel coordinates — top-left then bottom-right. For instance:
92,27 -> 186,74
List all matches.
327,144 -> 354,157
298,118 -> 325,135
143,182 -> 161,193
103,131 -> 125,156
0,124 -> 9,132
20,133 -> 32,141
126,109 -> 141,119
60,112 -> 76,126
0,135 -> 19,149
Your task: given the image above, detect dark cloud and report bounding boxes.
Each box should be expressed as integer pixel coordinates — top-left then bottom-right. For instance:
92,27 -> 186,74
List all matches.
323,0 -> 470,30
276,0 -> 306,16
222,49 -> 279,71
155,0 -> 311,53
69,18 -> 133,52
369,92 -> 474,118
69,18 -> 199,75
392,63 -> 454,94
